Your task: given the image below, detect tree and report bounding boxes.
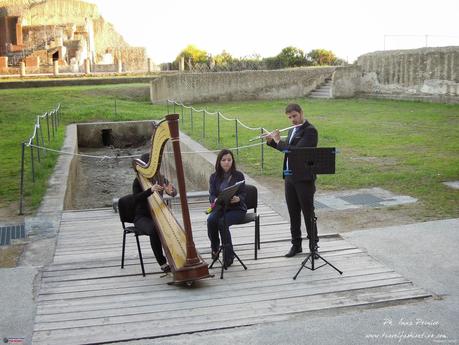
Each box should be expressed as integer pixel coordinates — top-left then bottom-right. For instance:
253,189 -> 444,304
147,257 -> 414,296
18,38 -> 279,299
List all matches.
307,49 -> 338,66
175,44 -> 208,69
276,46 -> 308,67
214,50 -> 233,66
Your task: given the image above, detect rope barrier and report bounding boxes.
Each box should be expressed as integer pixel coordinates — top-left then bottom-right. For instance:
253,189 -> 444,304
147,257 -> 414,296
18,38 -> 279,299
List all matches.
26,140 -> 268,160
168,99 -> 263,131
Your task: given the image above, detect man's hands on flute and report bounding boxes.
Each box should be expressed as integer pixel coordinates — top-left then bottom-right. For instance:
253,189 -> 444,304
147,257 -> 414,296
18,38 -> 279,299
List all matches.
266,129 -> 281,144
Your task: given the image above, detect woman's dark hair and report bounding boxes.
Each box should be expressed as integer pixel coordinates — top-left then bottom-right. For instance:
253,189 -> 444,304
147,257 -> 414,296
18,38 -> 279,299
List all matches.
285,103 -> 303,114
215,149 -> 236,178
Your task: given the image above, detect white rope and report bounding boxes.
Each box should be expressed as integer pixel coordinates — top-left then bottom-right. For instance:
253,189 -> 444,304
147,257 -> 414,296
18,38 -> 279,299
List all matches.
26,105 -> 60,145
218,112 -> 235,121
236,118 -> 262,131
168,99 -> 262,131
26,140 -> 266,159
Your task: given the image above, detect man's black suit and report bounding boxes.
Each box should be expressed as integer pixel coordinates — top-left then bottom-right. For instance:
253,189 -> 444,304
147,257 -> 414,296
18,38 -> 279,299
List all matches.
267,120 -> 318,250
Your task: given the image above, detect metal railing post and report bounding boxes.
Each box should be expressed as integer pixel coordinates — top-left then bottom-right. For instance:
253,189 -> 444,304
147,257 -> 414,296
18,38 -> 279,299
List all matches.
57,106 -> 61,126
190,107 -> 194,133
235,119 -> 239,155
51,110 -> 55,138
35,129 -> 40,162
30,144 -> 35,182
39,122 -> 46,157
217,112 -> 221,146
46,112 -> 50,143
260,128 -> 264,173
202,110 -> 206,139
19,142 -> 25,215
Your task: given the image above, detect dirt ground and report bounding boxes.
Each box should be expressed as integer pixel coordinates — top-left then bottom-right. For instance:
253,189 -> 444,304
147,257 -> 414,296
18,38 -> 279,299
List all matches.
70,146 -> 150,210
0,146 -> 423,231
0,244 -> 25,267
0,146 -> 424,267
71,148 -> 421,234
255,175 -> 423,234
0,202 -> 24,224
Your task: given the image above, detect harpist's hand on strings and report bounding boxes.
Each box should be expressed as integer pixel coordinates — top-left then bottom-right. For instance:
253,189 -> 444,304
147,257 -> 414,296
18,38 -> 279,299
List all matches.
151,183 -> 164,193
164,182 -> 175,195
230,196 -> 240,204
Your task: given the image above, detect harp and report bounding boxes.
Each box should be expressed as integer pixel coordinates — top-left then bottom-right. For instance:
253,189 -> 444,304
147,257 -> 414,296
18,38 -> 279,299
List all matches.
132,114 -> 211,284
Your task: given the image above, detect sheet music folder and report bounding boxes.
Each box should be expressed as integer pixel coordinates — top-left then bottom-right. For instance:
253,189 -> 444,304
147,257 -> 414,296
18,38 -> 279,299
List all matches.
214,180 -> 245,211
288,147 -> 336,175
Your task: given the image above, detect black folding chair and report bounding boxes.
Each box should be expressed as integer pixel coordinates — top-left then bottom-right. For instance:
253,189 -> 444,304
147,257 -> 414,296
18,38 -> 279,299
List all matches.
240,184 -> 261,259
118,194 -> 146,277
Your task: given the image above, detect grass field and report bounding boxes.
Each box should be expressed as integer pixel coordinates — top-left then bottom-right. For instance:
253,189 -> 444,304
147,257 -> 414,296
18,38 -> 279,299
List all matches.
0,83 -> 458,220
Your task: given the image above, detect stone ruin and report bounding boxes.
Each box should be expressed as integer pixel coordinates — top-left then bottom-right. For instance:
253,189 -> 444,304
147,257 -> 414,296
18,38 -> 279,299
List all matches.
0,0 -> 148,74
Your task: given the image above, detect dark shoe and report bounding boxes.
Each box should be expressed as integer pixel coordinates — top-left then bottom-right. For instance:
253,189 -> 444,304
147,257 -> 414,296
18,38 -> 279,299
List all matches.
224,257 -> 234,267
160,263 -> 171,273
285,245 -> 302,258
223,250 -> 235,267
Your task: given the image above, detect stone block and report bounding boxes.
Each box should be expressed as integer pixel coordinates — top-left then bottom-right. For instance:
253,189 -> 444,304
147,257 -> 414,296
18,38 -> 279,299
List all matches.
0,56 -> 8,69
25,56 -> 40,67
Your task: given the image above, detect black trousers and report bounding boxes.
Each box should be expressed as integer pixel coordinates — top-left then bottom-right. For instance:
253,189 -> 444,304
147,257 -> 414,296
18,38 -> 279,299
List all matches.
133,216 -> 167,266
284,176 -> 316,248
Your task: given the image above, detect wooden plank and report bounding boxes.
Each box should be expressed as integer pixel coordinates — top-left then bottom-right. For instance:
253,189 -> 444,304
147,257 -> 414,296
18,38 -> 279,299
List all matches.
32,203 -> 430,345
41,250 -> 371,282
35,277 -> 411,328
32,288 -> 429,345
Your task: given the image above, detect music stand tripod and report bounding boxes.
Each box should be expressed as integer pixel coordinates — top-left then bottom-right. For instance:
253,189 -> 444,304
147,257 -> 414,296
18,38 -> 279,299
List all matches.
208,182 -> 248,279
286,147 -> 343,280
293,214 -> 342,279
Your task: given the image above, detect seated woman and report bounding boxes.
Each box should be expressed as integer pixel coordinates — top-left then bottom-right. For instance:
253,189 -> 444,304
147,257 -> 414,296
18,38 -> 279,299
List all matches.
132,153 -> 177,272
207,149 -> 247,266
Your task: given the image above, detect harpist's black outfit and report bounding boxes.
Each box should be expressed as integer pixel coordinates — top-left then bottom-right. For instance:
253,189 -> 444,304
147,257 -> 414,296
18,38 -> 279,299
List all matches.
132,177 -> 174,267
267,121 -> 318,254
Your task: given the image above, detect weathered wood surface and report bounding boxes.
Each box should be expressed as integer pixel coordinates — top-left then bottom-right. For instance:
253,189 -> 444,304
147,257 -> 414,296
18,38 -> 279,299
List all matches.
32,201 -> 430,345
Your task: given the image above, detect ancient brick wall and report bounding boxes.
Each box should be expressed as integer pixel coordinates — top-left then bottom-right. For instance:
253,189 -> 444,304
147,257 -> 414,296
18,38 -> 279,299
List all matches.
1,0 -> 133,65
115,47 -> 147,72
151,67 -> 335,103
332,47 -> 459,103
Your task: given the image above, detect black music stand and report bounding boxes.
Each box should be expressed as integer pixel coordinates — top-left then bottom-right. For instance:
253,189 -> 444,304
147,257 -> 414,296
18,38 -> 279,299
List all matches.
208,181 -> 248,279
287,147 -> 343,279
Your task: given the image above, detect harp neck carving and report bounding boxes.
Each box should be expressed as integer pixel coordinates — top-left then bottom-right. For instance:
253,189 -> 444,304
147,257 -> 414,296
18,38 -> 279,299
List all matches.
133,119 -> 171,179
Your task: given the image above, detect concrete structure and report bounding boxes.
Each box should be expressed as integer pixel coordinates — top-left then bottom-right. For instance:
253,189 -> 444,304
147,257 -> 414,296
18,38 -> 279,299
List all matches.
53,59 -> 58,75
0,55 -> 7,71
333,46 -> 459,103
150,67 -> 335,104
0,0 -> 149,74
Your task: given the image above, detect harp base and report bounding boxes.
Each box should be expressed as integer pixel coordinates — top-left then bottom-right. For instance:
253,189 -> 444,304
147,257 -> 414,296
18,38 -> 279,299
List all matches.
169,260 -> 213,285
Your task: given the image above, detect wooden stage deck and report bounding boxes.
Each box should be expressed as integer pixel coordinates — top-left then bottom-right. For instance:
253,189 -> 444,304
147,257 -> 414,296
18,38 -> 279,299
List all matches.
32,200 -> 430,344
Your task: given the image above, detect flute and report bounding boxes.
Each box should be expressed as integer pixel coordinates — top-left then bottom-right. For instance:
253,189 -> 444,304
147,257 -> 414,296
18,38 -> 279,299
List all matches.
249,124 -> 302,142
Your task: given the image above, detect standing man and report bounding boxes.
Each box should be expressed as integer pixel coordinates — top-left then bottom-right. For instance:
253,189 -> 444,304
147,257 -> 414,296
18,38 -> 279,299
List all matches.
266,103 -> 318,257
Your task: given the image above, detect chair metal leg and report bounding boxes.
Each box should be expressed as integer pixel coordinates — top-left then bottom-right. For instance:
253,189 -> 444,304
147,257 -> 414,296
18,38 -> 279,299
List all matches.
254,215 -> 260,260
135,234 -> 146,277
121,230 -> 127,269
256,215 -> 261,249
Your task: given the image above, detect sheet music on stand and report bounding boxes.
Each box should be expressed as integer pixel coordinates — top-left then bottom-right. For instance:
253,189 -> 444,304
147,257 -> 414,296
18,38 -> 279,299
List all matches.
212,180 -> 245,213
288,147 -> 336,175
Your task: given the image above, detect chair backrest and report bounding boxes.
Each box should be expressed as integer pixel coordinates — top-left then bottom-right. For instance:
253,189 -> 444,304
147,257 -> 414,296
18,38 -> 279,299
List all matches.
244,184 -> 258,211
118,194 -> 136,224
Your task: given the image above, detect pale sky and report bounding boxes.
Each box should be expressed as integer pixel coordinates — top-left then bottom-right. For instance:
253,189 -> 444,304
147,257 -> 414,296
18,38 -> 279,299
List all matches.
88,0 -> 459,64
